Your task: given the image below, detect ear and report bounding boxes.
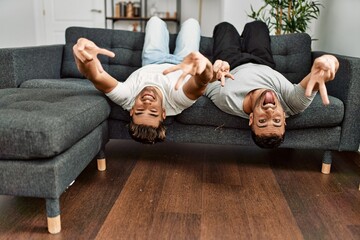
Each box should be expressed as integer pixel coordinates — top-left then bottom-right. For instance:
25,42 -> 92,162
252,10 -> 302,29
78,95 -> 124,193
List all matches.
162,108 -> 166,120
130,108 -> 134,117
249,113 -> 253,126
283,112 -> 286,126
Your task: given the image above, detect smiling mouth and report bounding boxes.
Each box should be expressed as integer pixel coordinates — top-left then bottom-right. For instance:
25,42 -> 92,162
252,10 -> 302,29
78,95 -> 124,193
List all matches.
262,90 -> 276,107
140,88 -> 156,101
143,93 -> 155,99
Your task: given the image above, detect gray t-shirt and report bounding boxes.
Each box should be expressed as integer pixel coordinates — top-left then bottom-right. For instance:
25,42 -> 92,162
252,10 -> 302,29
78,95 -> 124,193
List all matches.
106,64 -> 195,116
205,63 -> 316,119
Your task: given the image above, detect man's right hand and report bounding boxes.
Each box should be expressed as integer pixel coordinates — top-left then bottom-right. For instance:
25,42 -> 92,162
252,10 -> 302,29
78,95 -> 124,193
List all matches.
163,51 -> 211,90
73,38 -> 115,80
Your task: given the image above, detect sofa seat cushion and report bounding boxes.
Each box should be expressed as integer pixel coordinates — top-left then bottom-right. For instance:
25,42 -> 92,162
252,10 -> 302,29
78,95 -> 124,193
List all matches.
176,95 -> 344,130
0,88 -> 110,159
20,78 -> 96,91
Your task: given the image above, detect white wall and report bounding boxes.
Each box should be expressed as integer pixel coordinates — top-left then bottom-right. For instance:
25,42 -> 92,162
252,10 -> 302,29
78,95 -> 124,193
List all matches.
0,0 -> 38,48
312,0 -> 360,57
0,0 -> 359,58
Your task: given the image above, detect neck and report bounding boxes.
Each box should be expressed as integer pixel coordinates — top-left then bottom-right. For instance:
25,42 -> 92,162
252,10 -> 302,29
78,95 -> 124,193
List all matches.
243,89 -> 266,114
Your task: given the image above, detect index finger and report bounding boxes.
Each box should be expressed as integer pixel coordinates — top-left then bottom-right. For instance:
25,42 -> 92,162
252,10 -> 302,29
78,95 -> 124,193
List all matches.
220,73 -> 235,87
163,65 -> 181,75
98,48 -> 115,58
226,73 -> 234,80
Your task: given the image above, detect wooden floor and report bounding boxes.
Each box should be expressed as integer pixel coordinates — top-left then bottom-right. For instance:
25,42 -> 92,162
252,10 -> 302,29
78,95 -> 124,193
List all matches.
0,140 -> 359,240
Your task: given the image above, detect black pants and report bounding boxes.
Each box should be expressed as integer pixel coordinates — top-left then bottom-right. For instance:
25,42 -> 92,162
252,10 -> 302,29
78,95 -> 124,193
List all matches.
212,21 -> 275,70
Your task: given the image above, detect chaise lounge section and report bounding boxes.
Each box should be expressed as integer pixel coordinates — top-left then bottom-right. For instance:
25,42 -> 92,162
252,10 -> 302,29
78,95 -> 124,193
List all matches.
0,87 -> 110,233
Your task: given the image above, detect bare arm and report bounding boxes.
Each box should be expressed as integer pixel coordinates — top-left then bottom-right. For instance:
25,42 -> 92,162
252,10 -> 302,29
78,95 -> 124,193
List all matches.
300,54 -> 339,105
73,38 -> 118,93
163,52 -> 234,100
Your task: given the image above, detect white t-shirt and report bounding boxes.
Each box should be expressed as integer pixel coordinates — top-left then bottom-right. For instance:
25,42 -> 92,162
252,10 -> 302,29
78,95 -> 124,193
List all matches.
205,63 -> 316,119
105,64 -> 195,116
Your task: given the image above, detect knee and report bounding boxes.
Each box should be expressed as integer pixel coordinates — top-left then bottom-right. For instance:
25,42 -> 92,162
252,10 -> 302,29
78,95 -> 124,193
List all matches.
215,22 -> 234,30
146,16 -> 167,31
213,22 -> 236,34
147,16 -> 164,26
182,18 -> 200,29
246,20 -> 269,31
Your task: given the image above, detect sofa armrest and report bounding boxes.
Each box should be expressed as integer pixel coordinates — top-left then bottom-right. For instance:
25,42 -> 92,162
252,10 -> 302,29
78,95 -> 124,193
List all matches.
312,51 -> 360,151
0,45 -> 64,88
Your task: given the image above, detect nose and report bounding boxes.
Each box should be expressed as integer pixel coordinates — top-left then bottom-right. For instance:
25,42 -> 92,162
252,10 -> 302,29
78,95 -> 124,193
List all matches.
265,108 -> 274,116
142,99 -> 152,105
265,108 -> 274,113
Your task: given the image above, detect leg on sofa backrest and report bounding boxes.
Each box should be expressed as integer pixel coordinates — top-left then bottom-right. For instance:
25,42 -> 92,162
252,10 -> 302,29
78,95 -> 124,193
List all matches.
96,149 -> 106,171
46,198 -> 61,234
321,150 -> 332,174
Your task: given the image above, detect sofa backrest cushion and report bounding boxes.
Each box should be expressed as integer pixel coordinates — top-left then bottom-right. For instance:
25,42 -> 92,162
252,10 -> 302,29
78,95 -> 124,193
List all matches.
270,33 -> 312,83
62,26 -> 311,84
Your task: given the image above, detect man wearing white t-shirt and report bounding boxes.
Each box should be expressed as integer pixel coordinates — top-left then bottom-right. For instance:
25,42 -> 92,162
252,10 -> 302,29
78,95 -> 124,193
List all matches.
73,17 -> 232,144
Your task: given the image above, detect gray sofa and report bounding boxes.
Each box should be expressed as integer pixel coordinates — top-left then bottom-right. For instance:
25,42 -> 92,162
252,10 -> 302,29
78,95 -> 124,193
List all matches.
0,26 -> 359,234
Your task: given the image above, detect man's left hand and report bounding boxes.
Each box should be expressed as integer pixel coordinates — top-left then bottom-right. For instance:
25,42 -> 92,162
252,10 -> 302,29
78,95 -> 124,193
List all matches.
212,60 -> 234,86
305,55 -> 339,105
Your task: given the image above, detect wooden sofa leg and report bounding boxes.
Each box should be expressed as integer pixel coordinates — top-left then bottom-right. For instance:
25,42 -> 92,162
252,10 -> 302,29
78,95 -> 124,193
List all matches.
321,150 -> 332,174
97,158 -> 106,171
46,198 -> 61,234
47,215 -> 61,234
96,149 -> 106,171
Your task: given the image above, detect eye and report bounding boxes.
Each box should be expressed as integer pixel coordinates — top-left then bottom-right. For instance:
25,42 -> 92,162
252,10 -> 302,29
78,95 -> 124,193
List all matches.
259,119 -> 266,123
273,119 -> 281,123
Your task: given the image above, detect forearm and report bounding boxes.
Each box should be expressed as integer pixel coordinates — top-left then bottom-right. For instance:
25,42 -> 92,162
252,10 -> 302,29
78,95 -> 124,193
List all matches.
195,62 -> 213,86
75,57 -> 118,93
183,62 -> 213,100
90,71 -> 118,93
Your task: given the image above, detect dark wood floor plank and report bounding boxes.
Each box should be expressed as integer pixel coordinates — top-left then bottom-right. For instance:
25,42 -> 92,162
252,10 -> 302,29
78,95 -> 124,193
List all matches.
201,146 -> 303,240
95,158 -> 168,239
200,183 -> 252,240
156,149 -> 204,215
0,196 -> 47,239
271,149 -> 360,240
203,145 -> 244,186
148,212 -> 201,240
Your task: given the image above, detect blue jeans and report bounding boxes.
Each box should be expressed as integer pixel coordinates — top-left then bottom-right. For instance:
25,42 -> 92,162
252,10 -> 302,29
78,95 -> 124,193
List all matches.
142,16 -> 201,66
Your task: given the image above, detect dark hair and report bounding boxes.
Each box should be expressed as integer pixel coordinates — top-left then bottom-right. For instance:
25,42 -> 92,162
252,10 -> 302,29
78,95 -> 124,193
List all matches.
251,130 -> 285,149
128,120 -> 166,144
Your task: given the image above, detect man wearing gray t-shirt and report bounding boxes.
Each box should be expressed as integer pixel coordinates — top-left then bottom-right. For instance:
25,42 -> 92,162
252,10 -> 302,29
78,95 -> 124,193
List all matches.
206,21 -> 339,148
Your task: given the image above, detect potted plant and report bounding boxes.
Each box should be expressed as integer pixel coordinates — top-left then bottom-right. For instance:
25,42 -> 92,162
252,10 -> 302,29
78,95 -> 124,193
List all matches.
248,0 -> 322,35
